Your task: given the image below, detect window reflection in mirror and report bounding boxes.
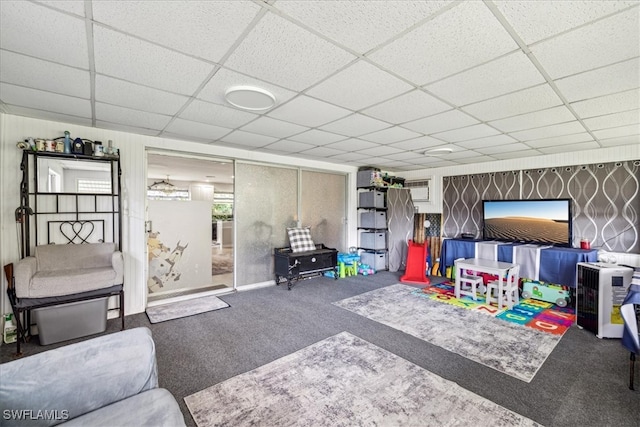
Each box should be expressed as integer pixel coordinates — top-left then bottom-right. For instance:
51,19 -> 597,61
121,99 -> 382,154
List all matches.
37,157 -> 112,193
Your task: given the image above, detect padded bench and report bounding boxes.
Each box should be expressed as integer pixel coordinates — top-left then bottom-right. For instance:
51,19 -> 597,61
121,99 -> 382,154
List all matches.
7,242 -> 125,355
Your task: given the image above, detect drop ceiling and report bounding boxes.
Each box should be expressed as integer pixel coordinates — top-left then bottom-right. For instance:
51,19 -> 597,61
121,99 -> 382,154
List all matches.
0,0 -> 638,171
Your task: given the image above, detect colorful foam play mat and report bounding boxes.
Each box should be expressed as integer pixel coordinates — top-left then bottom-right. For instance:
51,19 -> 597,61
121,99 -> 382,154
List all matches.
416,281 -> 575,336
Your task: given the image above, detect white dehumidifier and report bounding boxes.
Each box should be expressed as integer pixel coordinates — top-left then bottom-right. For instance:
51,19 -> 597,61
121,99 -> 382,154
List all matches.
576,262 -> 633,338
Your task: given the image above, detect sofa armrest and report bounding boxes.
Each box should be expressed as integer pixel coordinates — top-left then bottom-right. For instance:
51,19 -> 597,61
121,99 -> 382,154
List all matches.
0,327 -> 158,427
112,251 -> 124,284
14,256 -> 37,298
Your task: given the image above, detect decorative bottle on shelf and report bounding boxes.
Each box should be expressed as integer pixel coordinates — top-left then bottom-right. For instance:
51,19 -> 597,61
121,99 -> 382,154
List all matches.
63,131 -> 71,154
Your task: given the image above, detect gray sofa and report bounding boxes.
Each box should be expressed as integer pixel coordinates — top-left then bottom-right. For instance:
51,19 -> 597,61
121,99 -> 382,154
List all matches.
0,327 -> 185,426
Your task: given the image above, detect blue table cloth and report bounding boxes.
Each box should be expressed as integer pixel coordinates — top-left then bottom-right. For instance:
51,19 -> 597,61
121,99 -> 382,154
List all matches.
438,238 -> 598,287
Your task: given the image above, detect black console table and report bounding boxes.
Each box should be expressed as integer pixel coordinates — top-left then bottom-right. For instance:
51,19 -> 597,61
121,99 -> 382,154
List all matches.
274,244 -> 338,290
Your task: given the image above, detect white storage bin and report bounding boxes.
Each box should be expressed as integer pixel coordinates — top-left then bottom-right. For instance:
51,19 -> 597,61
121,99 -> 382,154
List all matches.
360,211 -> 387,229
361,251 -> 387,271
360,232 -> 386,250
33,297 -> 108,345
359,191 -> 385,208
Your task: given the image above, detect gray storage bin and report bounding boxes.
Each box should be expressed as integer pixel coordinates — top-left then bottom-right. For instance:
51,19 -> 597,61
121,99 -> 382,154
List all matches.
361,251 -> 387,271
360,211 -> 387,229
359,190 -> 385,208
357,169 -> 378,188
33,297 -> 108,345
361,231 -> 386,250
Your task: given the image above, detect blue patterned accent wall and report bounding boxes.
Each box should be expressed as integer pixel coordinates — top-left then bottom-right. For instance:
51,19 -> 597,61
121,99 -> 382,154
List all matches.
443,160 -> 639,253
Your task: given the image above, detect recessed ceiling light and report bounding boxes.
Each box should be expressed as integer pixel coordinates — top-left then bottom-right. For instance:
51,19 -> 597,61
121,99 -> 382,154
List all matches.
423,147 -> 454,156
224,86 -> 276,111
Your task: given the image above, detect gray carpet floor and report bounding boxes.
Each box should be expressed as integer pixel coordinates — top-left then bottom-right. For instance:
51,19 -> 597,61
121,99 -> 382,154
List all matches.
2,271 -> 639,427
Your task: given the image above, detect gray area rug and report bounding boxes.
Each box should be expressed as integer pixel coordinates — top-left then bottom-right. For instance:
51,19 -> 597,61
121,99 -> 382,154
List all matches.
333,284 -> 562,382
185,332 -> 539,427
146,295 -> 229,324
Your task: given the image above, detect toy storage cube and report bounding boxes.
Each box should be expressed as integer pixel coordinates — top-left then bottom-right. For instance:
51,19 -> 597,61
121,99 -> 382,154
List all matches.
357,169 -> 376,188
360,211 -> 387,229
359,191 -> 385,208
33,297 -> 109,345
361,251 -> 387,271
360,232 -> 386,250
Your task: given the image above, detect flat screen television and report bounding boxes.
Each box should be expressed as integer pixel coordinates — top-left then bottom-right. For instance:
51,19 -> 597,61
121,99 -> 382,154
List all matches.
482,199 -> 573,247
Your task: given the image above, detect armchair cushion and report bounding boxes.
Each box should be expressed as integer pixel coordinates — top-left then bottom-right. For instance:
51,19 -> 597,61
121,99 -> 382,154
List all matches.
14,243 -> 123,298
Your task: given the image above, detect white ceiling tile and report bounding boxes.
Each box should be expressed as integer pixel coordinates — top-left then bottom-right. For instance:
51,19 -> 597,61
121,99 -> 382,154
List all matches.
524,133 -> 595,149
224,12 -> 356,91
0,83 -> 90,117
362,90 -> 452,124
5,105 -> 92,127
93,27 -> 214,95
598,134 -> 640,146
356,145 -> 403,157
160,133 -> 216,144
571,89 -> 640,119
372,159 -> 413,168
220,130 -> 278,148
180,100 -> 258,128
389,136 -> 447,151
35,1 -> 86,16
369,1 -> 518,85
455,134 -> 519,149
432,124 -> 501,143
0,1 -> 88,68
489,106 -> 577,133
95,75 -> 189,116
96,102 -> 171,130
197,68 -> 297,108
95,121 -> 160,136
462,84 -> 563,121
319,114 -> 390,137
288,129 -> 346,145
593,123 -> 640,139
440,150 -> 481,160
324,138 -> 379,151
492,149 -> 543,160
583,109 -> 640,131
262,140 -> 316,153
92,1 -> 260,62
163,118 -> 232,141
555,58 -> 640,102
476,142 -> 533,155
494,1 -> 637,44
298,146 -> 345,157
508,121 -> 587,141
274,1 -> 451,54
240,116 -> 309,138
403,110 -> 478,134
538,141 -> 602,154
306,60 -> 413,111
360,126 -> 422,144
454,155 -> 499,164
531,8 -> 639,79
333,152 -> 371,162
0,51 -> 90,98
384,151 -> 425,161
426,52 -> 545,106
268,95 -> 351,127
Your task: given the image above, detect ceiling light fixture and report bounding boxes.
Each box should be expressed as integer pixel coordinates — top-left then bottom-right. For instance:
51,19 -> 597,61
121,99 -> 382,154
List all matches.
148,175 -> 176,194
423,147 -> 454,156
224,86 -> 276,111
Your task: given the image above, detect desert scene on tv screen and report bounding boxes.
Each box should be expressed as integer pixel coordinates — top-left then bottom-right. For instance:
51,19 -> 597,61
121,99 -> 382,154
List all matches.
484,217 -> 569,244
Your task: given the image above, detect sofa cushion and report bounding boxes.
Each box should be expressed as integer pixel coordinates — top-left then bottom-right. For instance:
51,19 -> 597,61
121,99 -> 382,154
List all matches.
63,388 -> 185,427
36,243 -> 116,272
0,328 -> 158,427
